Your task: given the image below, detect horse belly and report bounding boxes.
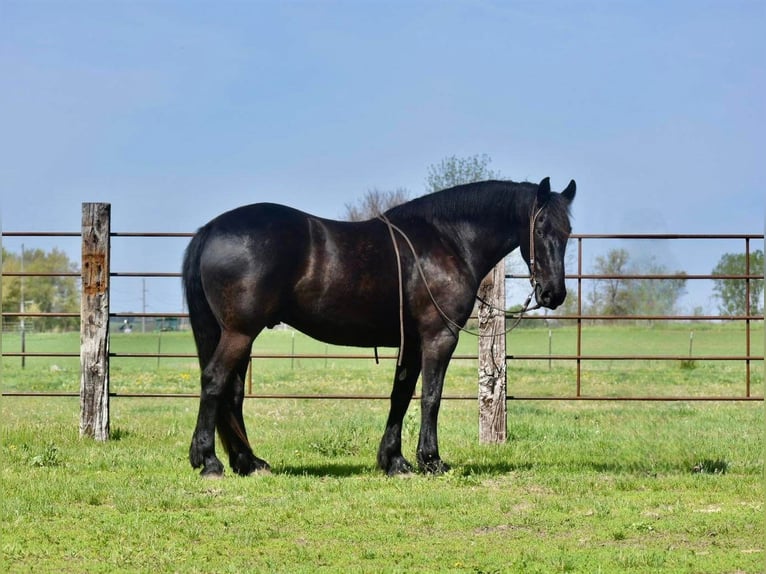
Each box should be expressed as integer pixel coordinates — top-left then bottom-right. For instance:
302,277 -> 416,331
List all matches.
284,297 -> 400,348
284,272 -> 400,347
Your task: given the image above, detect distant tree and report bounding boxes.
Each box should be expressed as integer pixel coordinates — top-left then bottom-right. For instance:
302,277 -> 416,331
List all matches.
590,249 -> 687,318
592,249 -> 632,316
425,153 -> 501,192
632,260 -> 688,317
344,154 -> 501,220
712,250 -> 764,316
1,247 -> 80,331
343,187 -> 411,221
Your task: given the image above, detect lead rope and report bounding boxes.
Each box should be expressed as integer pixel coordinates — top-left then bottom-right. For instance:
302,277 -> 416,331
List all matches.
382,213 -> 406,366
379,214 -> 470,334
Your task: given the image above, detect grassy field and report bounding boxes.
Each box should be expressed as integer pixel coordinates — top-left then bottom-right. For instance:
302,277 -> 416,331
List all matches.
1,322 -> 762,398
1,325 -> 764,573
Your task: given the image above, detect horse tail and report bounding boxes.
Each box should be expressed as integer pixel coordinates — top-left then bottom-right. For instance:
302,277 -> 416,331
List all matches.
182,224 -> 220,370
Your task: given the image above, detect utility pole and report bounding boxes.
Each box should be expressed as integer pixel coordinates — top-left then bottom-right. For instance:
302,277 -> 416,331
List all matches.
142,278 -> 147,333
20,244 -> 25,368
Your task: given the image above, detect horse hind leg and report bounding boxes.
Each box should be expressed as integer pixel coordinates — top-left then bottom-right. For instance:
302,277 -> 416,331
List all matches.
189,330 -> 261,477
216,355 -> 271,475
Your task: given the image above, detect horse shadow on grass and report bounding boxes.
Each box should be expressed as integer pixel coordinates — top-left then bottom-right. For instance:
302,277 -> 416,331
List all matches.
273,460 -> 536,478
271,458 -> 682,478
273,452 -> 690,478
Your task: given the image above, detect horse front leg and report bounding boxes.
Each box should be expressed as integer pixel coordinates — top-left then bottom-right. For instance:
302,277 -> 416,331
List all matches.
378,341 -> 422,476
417,332 -> 458,474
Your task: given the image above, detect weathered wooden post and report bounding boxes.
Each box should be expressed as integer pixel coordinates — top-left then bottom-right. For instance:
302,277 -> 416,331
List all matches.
477,260 -> 507,443
80,203 -> 111,440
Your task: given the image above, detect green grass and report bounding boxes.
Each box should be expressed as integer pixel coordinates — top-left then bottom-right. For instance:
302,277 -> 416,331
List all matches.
1,396 -> 763,573
1,325 -> 764,572
2,322 -> 762,398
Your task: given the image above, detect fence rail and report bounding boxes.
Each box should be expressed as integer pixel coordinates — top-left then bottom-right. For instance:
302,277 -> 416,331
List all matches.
2,221 -> 764,417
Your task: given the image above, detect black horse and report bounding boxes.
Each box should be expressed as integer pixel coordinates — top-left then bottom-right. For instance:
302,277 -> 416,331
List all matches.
183,177 -> 576,477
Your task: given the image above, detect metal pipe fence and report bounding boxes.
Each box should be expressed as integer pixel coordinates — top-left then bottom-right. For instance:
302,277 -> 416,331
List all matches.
2,229 -> 763,401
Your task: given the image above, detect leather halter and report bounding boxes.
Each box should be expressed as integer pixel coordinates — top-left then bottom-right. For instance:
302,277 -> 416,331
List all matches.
526,199 -> 547,303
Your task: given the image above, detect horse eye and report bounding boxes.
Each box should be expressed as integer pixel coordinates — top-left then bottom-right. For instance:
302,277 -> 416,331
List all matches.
535,228 -> 544,238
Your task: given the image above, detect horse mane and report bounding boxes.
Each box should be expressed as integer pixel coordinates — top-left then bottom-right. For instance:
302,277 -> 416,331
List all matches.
384,180 -> 572,230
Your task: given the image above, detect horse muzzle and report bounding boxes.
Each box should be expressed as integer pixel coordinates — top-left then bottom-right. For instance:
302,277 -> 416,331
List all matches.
535,281 -> 567,310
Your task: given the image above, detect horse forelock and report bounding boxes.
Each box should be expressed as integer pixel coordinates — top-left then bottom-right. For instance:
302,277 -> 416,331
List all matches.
543,192 -> 574,234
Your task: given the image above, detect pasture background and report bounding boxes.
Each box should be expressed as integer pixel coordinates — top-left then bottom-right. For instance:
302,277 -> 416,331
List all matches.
1,322 -> 762,397
1,324 -> 764,573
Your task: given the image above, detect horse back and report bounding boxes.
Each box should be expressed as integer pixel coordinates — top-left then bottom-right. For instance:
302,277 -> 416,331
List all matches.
197,203 -> 401,346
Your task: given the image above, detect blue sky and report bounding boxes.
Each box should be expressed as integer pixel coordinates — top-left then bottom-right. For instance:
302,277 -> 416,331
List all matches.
1,1 -> 764,314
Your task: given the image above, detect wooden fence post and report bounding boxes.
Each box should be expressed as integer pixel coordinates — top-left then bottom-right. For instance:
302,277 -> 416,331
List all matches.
477,260 -> 507,443
80,203 -> 111,440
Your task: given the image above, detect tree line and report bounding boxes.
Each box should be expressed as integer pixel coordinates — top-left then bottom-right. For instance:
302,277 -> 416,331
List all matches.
556,247 -> 763,320
582,249 -> 689,319
1,155 -> 762,331
1,247 -> 80,331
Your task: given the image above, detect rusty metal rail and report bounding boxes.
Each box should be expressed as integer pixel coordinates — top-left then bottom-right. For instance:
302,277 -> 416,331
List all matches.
2,230 -> 763,401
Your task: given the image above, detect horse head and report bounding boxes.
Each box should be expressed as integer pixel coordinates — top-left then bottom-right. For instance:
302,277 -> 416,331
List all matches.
522,177 -> 576,310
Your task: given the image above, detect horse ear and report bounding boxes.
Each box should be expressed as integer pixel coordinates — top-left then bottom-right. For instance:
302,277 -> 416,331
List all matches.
536,177 -> 551,204
562,179 -> 576,202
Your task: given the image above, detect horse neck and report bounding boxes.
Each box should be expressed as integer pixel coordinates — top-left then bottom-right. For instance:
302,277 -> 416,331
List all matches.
432,189 -> 533,283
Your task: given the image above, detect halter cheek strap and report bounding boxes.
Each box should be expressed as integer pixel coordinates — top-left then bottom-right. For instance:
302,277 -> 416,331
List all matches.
528,201 -> 545,289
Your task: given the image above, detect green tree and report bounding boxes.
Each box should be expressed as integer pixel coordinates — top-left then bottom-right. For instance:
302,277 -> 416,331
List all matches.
632,259 -> 688,317
343,187 -> 410,221
590,249 -> 687,318
711,250 -> 764,316
1,247 -> 80,331
343,153 -> 501,219
425,153 -> 501,192
592,249 -> 632,316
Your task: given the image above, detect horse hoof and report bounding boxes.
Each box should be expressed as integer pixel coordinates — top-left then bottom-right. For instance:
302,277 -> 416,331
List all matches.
420,459 -> 451,475
244,460 -> 271,476
384,456 -> 414,477
233,454 -> 271,476
199,457 -> 225,478
200,467 -> 224,479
